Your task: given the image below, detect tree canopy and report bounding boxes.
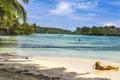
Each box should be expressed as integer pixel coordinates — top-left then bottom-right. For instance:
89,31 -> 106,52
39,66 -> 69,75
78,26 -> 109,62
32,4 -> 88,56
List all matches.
73,26 -> 120,36
0,0 -> 36,35
36,26 -> 72,34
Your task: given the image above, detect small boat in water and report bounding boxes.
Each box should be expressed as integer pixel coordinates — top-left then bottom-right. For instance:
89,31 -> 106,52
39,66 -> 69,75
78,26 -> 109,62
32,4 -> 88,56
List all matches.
58,34 -> 63,36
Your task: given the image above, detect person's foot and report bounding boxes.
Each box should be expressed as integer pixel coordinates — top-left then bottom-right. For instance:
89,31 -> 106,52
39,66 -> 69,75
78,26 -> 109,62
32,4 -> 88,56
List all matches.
115,66 -> 119,71
117,66 -> 119,69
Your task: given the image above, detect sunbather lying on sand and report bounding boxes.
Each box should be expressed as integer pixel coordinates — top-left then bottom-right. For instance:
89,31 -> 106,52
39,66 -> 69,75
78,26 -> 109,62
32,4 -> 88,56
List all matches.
94,61 -> 119,70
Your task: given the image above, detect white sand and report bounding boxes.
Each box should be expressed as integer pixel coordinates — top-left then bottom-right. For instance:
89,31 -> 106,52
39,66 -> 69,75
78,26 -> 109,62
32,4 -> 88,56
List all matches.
21,56 -> 120,80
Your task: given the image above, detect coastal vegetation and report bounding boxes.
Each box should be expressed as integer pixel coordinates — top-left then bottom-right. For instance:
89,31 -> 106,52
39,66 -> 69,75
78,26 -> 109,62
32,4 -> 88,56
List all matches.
0,0 -> 36,35
73,25 -> 120,36
35,25 -> 120,36
36,26 -> 72,34
0,1 -> 120,36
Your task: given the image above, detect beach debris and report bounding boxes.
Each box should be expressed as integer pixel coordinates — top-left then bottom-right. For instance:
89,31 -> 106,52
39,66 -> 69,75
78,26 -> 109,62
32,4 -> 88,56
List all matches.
0,63 -> 3,66
78,72 -> 90,75
25,57 -> 29,59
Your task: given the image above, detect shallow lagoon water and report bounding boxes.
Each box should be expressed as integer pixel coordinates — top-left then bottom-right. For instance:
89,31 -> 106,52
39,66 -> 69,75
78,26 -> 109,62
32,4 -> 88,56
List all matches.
0,34 -> 120,62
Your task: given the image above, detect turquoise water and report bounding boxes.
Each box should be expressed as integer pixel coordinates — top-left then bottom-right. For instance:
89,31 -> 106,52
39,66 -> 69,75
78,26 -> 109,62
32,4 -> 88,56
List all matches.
0,34 -> 120,62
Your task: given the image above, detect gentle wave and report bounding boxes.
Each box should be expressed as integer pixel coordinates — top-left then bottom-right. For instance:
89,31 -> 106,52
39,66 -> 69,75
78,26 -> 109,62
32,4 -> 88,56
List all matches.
17,44 -> 120,51
0,43 -> 120,51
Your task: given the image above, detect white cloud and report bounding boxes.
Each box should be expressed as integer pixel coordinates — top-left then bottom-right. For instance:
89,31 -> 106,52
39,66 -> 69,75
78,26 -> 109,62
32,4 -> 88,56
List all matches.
103,23 -> 116,26
76,1 -> 99,9
102,20 -> 120,27
49,0 -> 99,23
50,1 -> 74,15
50,0 -> 99,15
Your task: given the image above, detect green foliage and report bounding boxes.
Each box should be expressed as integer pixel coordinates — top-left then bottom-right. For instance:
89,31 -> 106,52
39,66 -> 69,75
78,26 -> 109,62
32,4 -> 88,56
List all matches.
0,0 -> 37,35
0,21 -> 37,35
73,26 -> 120,36
21,23 -> 37,35
36,26 -> 72,34
0,0 -> 29,22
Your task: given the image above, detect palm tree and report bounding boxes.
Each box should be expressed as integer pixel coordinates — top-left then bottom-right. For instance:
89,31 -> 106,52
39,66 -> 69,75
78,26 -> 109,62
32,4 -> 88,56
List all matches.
0,0 -> 29,23
0,0 -> 29,35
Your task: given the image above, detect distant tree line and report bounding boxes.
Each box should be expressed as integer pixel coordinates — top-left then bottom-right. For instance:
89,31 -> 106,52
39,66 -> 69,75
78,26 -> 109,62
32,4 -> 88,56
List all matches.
36,26 -> 72,34
35,25 -> 120,36
73,25 -> 120,36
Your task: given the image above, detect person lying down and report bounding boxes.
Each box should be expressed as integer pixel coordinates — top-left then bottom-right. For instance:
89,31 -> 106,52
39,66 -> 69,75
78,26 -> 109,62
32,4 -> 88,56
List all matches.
94,61 -> 119,70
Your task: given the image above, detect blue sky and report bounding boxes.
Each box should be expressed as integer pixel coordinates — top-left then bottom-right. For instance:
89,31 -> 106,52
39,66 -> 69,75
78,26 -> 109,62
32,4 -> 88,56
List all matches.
20,0 -> 120,30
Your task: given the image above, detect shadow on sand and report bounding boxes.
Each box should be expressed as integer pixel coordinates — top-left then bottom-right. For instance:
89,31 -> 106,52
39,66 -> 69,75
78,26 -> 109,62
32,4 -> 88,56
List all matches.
0,53 -> 111,80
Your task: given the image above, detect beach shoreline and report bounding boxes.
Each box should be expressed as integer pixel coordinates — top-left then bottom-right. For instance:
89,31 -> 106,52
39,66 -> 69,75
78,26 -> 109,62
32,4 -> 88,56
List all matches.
30,56 -> 120,80
0,53 -> 119,80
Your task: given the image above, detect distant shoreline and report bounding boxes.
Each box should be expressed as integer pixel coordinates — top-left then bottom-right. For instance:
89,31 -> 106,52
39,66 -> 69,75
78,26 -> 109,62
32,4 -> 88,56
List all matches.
36,26 -> 120,36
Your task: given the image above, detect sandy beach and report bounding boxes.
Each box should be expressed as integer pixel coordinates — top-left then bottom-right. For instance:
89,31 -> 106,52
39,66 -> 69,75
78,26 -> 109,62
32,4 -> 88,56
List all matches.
30,56 -> 120,80
0,53 -> 119,80
1,0 -> 120,80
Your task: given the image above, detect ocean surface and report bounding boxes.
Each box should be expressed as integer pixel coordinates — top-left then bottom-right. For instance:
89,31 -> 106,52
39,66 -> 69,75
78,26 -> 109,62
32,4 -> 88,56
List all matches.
0,34 -> 120,62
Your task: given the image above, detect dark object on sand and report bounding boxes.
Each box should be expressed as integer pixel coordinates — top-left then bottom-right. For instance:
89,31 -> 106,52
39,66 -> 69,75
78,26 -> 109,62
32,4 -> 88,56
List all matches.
25,57 -> 29,59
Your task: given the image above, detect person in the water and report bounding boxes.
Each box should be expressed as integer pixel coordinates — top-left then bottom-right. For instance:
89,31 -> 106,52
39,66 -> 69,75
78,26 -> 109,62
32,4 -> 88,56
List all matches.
78,38 -> 81,42
94,61 -> 119,70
